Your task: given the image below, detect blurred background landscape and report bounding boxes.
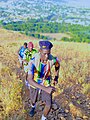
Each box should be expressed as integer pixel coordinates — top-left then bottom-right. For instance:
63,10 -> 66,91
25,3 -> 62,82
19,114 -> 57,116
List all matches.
0,0 -> 90,120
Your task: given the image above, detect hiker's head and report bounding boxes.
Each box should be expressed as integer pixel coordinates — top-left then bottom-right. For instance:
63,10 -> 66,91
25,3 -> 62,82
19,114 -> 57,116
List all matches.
39,40 -> 53,62
28,42 -> 34,51
24,42 -> 27,48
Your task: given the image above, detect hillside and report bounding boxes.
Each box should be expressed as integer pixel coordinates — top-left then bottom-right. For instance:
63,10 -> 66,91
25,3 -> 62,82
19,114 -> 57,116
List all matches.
0,27 -> 38,41
0,28 -> 90,120
0,0 -> 90,26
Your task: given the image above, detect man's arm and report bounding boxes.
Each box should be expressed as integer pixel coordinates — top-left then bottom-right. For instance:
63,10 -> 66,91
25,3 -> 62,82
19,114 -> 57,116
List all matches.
28,74 -> 55,94
17,47 -> 21,56
27,61 -> 55,94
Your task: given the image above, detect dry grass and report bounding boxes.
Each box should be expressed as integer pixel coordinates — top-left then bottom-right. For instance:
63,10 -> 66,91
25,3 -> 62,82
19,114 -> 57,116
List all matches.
0,28 -> 38,42
40,33 -> 71,40
0,28 -> 90,119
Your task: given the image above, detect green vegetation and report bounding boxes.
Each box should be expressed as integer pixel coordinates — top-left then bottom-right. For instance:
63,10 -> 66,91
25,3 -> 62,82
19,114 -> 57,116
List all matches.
1,19 -> 90,43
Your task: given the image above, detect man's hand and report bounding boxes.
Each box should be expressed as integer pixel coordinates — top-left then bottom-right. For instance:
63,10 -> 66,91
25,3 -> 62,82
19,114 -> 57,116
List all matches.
46,86 -> 56,94
53,81 -> 58,86
53,76 -> 58,86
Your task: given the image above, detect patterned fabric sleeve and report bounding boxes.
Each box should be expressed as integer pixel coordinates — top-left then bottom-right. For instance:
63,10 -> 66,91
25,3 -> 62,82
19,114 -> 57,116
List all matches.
54,57 -> 60,71
55,57 -> 60,66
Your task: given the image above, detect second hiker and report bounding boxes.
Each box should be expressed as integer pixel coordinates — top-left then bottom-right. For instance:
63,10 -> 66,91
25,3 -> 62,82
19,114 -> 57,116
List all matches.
23,42 -> 37,87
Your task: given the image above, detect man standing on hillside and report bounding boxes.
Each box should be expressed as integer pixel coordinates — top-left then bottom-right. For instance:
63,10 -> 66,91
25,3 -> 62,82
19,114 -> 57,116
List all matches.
23,42 -> 38,87
18,42 -> 27,69
27,40 -> 60,120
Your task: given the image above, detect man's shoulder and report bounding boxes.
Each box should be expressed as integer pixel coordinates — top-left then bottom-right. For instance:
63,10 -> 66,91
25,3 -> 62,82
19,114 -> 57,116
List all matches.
30,53 -> 40,67
32,52 -> 40,58
32,48 -> 38,53
32,48 -> 37,51
49,54 -> 60,66
20,46 -> 23,49
49,54 -> 56,60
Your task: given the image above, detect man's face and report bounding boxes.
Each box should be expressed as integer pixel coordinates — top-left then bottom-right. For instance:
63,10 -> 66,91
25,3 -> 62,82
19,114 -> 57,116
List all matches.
24,45 -> 27,48
28,47 -> 33,51
40,49 -> 51,62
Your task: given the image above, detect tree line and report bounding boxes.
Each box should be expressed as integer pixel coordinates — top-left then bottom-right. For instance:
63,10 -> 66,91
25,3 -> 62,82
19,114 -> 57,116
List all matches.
1,19 -> 90,43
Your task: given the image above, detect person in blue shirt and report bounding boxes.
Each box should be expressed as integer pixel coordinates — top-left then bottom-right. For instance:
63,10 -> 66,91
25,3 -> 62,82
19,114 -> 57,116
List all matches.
18,42 -> 27,69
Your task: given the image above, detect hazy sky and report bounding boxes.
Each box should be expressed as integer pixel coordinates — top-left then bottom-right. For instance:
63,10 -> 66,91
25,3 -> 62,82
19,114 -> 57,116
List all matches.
65,0 -> 90,8
0,0 -> 90,8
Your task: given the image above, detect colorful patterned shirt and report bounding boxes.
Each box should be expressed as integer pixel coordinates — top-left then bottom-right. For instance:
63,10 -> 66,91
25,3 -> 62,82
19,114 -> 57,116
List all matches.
28,53 -> 60,87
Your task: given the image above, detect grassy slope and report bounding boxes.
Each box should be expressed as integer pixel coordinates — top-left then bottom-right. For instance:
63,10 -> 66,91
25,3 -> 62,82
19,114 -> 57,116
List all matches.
0,28 -> 39,119
0,28 -> 39,65
0,28 -> 90,119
